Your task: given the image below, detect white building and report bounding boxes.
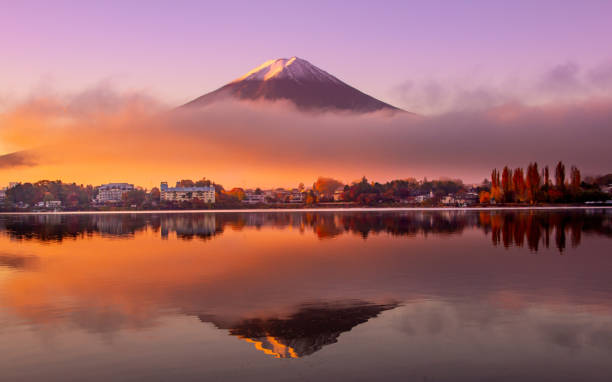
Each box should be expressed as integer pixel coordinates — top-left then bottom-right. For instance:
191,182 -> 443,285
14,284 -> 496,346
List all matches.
0,188 -> 6,201
96,183 -> 134,203
160,182 -> 215,203
289,192 -> 305,203
35,200 -> 62,208
242,193 -> 266,204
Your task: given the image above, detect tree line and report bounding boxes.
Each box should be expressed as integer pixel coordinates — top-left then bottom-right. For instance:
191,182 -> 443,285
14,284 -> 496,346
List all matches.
481,161 -> 609,204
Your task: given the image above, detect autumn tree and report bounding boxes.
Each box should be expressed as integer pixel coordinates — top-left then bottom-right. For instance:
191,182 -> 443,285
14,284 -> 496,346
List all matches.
305,190 -> 317,205
525,162 -> 541,204
501,166 -> 513,202
313,177 -> 344,199
226,188 -> 246,201
512,168 -> 526,202
555,161 -> 565,190
490,169 -> 502,202
122,189 -> 146,207
149,187 -> 160,202
479,191 -> 491,204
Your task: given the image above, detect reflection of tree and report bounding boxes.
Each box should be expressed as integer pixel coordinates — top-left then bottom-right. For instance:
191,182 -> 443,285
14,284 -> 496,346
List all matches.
201,301 -> 397,358
479,211 -> 611,253
0,254 -> 38,269
2,210 -> 610,250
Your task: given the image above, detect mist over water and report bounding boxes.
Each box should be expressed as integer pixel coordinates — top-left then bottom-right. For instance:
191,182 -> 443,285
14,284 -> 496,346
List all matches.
0,209 -> 611,381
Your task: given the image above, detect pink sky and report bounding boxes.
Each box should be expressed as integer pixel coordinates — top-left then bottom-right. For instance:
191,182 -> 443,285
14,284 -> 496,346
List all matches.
1,0 -> 611,110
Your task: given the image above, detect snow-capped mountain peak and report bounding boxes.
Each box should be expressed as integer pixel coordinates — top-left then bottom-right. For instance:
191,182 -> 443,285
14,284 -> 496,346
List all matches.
232,57 -> 342,84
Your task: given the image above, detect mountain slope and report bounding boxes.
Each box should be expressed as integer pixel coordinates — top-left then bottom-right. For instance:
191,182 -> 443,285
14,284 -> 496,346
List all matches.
183,57 -> 404,113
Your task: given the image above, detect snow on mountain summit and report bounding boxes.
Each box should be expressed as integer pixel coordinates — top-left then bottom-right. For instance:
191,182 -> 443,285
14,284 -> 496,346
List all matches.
183,57 -> 404,113
232,57 -> 342,84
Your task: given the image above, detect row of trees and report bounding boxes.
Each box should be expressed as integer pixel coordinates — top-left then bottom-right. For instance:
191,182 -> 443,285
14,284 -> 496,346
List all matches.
4,180 -> 95,209
4,167 -> 609,211
322,176 -> 466,205
482,161 -> 607,204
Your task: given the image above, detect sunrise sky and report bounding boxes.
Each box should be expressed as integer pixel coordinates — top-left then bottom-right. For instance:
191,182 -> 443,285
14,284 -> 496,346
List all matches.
1,0 -> 612,188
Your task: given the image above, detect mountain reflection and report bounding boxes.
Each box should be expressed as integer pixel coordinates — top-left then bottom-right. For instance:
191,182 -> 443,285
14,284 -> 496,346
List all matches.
201,301 -> 397,358
1,210 -> 612,368
1,210 -> 610,252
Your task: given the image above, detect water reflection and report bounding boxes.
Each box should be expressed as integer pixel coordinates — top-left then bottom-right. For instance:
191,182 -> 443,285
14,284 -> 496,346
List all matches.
2,210 -> 610,252
201,301 -> 397,358
1,210 -> 612,381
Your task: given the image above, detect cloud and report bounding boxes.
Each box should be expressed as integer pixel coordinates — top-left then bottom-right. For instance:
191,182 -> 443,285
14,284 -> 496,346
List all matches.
588,61 -> 612,89
0,150 -> 38,169
393,61 -> 612,115
0,85 -> 611,188
538,62 -> 582,93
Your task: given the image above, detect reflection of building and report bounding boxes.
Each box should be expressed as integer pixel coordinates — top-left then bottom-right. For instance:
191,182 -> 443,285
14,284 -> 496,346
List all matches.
160,182 -> 215,203
96,183 -> 134,203
161,214 -> 217,239
202,301 -> 397,358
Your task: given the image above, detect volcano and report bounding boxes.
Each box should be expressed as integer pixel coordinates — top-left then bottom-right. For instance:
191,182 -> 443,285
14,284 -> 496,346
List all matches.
183,57 -> 403,113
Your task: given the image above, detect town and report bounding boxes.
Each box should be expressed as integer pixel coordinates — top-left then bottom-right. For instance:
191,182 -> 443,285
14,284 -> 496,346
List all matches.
1,162 -> 611,212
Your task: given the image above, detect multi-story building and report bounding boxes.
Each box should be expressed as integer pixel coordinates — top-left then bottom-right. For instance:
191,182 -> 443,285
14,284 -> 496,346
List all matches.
96,183 -> 134,203
160,182 -> 215,203
242,193 -> 266,204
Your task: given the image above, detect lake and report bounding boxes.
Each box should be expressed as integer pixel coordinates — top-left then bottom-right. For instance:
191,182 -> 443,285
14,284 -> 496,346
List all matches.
1,209 -> 611,381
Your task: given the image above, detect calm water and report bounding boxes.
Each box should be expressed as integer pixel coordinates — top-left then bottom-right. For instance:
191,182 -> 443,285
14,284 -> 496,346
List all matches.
1,209 -> 612,381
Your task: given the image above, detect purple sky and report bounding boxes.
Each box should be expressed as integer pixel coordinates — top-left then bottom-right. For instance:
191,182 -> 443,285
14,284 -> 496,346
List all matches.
2,0 -> 612,111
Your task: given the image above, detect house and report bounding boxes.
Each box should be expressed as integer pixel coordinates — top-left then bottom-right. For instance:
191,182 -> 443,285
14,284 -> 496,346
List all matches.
96,183 -> 134,203
289,191 -> 305,203
415,192 -> 433,203
0,188 -> 6,201
35,200 -> 62,209
242,193 -> 266,204
333,189 -> 344,201
441,195 -> 456,205
160,182 -> 215,203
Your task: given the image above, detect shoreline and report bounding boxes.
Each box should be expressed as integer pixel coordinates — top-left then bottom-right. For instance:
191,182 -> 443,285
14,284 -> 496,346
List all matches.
1,206 -> 611,215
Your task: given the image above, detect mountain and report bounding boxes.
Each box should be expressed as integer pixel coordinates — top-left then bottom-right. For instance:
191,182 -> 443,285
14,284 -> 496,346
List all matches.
182,57 -> 404,113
